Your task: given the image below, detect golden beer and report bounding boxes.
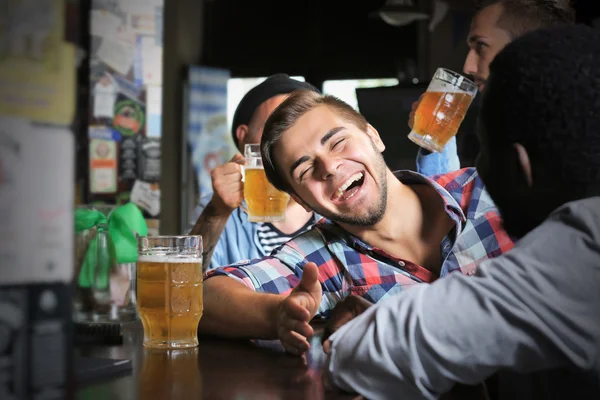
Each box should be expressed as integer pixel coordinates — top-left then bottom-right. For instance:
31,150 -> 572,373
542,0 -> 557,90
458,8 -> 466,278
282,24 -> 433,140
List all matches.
137,255 -> 203,349
408,68 -> 477,152
244,167 -> 289,222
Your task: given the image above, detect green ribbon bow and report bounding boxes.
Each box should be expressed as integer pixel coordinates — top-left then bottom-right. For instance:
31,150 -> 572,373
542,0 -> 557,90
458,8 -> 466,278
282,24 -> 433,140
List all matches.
75,202 -> 148,289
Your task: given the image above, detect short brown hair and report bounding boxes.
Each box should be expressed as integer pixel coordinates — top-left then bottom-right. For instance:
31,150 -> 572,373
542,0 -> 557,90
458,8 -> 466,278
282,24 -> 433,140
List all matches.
478,0 -> 575,38
261,90 -> 368,193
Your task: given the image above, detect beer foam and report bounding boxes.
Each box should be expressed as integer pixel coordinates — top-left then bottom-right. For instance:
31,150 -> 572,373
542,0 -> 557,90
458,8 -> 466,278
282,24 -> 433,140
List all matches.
138,255 -> 201,263
428,79 -> 472,95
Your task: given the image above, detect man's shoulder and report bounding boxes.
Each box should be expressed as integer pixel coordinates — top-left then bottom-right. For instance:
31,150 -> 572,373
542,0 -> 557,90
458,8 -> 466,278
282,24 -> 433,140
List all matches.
548,197 -> 600,239
429,167 -> 480,191
273,220 -> 331,257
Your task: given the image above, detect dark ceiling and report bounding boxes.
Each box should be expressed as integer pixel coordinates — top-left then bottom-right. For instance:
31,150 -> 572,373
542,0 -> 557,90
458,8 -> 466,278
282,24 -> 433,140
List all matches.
200,0 -> 600,82
201,0 -> 419,82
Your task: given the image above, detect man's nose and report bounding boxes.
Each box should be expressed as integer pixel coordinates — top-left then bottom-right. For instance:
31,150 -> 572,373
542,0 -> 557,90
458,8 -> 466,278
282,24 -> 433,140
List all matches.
318,157 -> 342,180
463,50 -> 478,77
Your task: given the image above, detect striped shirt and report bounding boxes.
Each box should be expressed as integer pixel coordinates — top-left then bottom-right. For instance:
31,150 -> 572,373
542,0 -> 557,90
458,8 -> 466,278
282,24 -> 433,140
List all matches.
205,168 -> 515,316
256,218 -> 316,255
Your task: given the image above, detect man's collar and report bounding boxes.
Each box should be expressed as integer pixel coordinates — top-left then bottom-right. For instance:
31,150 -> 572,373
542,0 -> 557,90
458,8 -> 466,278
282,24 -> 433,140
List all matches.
317,169 -> 466,252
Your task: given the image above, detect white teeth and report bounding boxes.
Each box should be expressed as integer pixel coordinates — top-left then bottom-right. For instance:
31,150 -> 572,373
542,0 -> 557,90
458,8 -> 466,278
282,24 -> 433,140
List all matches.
334,172 -> 363,198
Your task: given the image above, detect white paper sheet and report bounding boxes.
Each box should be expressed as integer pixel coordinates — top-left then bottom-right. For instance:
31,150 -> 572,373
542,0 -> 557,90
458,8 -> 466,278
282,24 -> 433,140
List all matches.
146,86 -> 162,137
0,117 -> 74,284
140,36 -> 163,85
130,180 -> 161,216
96,38 -> 135,75
90,10 -> 122,39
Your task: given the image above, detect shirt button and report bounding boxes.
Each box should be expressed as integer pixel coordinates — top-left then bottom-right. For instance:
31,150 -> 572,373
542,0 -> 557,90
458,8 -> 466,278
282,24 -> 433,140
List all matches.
398,261 -> 405,267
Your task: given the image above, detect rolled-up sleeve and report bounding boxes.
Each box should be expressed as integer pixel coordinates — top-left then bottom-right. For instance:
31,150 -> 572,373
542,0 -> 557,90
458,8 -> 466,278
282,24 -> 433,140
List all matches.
416,136 -> 460,177
204,254 -> 302,295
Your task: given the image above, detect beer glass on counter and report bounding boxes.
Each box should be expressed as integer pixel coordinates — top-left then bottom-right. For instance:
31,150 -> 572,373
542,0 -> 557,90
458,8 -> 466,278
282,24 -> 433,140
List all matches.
243,144 -> 290,222
408,68 -> 477,152
137,235 -> 203,349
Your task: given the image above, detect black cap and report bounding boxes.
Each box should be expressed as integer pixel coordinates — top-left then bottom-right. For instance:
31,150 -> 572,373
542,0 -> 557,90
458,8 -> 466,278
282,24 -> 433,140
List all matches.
231,73 -> 319,148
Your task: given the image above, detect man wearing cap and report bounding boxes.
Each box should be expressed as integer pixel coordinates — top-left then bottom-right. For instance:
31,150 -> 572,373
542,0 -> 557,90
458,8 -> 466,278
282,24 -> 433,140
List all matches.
189,74 -> 459,270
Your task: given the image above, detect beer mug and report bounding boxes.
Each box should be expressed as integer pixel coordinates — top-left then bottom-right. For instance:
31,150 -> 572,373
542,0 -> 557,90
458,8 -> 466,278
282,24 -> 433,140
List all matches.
408,68 -> 477,152
136,235 -> 203,349
242,144 -> 290,222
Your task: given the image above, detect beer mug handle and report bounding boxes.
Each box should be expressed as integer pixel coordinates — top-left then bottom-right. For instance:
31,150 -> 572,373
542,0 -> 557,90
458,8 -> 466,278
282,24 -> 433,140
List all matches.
238,164 -> 249,215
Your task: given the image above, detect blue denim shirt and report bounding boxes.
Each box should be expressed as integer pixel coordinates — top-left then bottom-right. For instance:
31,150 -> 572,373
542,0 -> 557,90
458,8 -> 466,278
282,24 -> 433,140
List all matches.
189,137 -> 459,270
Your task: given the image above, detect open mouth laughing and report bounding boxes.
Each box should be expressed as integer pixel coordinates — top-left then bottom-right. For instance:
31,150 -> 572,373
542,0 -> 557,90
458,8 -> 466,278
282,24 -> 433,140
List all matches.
331,172 -> 365,203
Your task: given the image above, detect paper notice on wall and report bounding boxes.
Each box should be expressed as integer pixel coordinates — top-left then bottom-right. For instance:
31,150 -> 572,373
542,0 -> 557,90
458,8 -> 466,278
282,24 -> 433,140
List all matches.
129,13 -> 156,35
119,0 -> 163,14
130,180 -> 161,216
0,43 -> 76,125
0,117 -> 74,284
115,26 -> 137,46
96,38 -> 135,75
93,92 -> 116,118
93,76 -> 117,118
140,36 -> 162,85
91,10 -> 122,39
89,138 -> 117,193
146,86 -> 162,137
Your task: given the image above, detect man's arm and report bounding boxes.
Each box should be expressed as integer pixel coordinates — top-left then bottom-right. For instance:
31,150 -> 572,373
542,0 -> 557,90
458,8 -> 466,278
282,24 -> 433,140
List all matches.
199,260 -> 322,354
415,136 -> 460,176
188,154 -> 245,268
198,275 -> 284,339
325,211 -> 600,399
189,200 -> 230,269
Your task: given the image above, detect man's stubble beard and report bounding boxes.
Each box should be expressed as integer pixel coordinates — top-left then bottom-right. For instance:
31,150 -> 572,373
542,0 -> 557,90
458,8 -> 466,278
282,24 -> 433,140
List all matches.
309,150 -> 390,227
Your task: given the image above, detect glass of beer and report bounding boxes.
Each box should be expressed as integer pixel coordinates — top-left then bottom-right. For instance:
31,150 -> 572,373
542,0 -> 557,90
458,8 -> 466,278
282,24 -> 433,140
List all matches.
408,68 -> 477,152
137,235 -> 203,349
243,144 -> 290,222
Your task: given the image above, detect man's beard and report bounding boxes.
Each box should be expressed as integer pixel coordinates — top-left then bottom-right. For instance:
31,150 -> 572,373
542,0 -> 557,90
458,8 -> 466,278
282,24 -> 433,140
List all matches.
309,152 -> 389,227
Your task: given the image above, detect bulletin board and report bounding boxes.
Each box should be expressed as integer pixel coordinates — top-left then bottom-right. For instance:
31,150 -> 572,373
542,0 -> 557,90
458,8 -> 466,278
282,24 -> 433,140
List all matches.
86,0 -> 164,235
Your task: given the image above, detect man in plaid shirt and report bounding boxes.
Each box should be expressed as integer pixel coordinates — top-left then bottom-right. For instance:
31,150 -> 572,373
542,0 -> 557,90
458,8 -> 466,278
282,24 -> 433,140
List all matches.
198,91 -> 513,354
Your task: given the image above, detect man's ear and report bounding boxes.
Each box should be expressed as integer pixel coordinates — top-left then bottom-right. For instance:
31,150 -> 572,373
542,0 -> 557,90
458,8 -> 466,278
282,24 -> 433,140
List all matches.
365,124 -> 385,152
513,143 -> 533,187
291,193 -> 313,213
236,124 -> 249,150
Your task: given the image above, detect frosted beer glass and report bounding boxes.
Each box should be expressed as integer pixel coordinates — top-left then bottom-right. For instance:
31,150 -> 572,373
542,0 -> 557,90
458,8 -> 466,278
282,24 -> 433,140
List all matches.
408,68 -> 477,152
243,144 -> 290,222
137,235 -> 203,349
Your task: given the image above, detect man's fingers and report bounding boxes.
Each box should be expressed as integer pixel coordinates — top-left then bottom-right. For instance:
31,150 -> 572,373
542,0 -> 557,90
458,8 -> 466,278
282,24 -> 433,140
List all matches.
215,162 -> 243,177
280,330 -> 310,355
215,180 -> 244,193
322,339 -> 332,354
283,296 -> 312,321
230,153 -> 245,163
299,262 -> 319,290
322,313 -> 353,343
280,316 -> 314,339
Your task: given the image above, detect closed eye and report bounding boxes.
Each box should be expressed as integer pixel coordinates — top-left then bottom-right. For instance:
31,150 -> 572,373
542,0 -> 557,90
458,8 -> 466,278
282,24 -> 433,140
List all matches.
332,138 -> 345,150
299,165 -> 313,182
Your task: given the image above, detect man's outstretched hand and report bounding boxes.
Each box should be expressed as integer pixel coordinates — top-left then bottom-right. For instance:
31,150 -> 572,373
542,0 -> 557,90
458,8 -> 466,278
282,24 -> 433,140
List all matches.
322,294 -> 373,354
276,262 -> 322,355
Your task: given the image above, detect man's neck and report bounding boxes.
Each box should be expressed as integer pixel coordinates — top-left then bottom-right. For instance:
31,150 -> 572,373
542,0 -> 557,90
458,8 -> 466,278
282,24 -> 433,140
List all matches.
343,170 -> 423,245
271,198 -> 314,235
340,170 -> 454,273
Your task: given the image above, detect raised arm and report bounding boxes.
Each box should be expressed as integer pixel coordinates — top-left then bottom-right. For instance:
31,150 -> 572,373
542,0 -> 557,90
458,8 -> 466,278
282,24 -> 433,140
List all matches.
416,136 -> 460,176
188,154 -> 245,268
409,95 -> 461,176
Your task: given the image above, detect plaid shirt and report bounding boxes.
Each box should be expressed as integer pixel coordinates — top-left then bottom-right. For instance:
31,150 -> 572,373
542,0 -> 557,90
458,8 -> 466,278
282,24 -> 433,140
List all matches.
205,168 -> 514,316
